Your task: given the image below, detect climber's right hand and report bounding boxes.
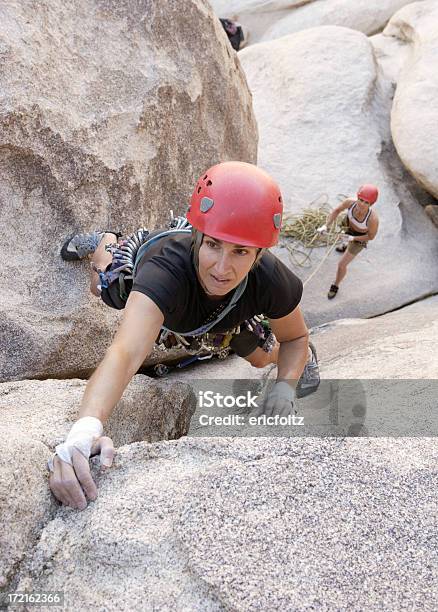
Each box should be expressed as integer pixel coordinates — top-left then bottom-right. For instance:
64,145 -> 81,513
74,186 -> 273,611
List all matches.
316,224 -> 327,234
49,436 -> 114,510
48,416 -> 114,510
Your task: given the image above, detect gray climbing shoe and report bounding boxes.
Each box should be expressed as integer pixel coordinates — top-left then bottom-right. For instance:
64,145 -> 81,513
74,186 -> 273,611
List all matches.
61,231 -> 120,261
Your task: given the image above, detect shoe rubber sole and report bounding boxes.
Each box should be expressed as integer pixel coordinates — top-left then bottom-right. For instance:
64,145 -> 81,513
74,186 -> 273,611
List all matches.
60,231 -> 121,261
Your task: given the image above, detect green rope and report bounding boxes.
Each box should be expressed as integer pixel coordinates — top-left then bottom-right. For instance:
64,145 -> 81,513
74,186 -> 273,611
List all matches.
280,196 -> 346,268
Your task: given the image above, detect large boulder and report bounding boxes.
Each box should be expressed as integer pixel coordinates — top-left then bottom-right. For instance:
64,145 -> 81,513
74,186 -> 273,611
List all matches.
260,0 -> 424,42
239,26 -> 438,326
0,376 -> 194,587
371,30 -> 411,84
12,437 -> 438,610
209,1 -> 421,46
388,1 -> 438,199
0,0 -> 257,382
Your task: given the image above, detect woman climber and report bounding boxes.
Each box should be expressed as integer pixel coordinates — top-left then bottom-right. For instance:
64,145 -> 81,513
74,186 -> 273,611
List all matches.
318,184 -> 379,299
50,161 -> 320,510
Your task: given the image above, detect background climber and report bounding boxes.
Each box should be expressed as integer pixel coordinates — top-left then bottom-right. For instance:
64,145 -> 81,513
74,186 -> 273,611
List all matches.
219,18 -> 247,50
317,184 -> 379,299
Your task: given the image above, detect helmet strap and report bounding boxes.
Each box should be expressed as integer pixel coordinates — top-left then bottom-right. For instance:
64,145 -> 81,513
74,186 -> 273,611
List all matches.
191,228 -> 204,270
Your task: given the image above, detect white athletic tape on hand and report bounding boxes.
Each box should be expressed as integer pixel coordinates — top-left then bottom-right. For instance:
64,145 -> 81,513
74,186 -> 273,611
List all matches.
53,416 -> 103,467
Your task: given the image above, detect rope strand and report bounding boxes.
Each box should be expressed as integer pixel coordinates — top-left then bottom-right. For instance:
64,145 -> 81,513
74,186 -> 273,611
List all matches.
280,196 -> 346,285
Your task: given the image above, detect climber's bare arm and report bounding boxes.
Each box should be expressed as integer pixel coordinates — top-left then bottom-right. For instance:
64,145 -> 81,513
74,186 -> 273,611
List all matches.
49,292 -> 164,510
78,291 -> 164,423
326,198 -> 354,228
269,306 -> 309,384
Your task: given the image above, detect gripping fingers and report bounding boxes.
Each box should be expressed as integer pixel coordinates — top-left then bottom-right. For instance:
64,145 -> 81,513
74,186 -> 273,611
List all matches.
48,458 -> 72,507
264,382 -> 296,418
263,396 -> 276,418
49,438 -> 114,510
251,394 -> 294,418
264,397 -> 293,418
278,398 -> 294,418
62,439 -> 115,507
90,436 -> 115,468
71,448 -> 98,503
60,458 -> 88,509
49,456 -> 87,509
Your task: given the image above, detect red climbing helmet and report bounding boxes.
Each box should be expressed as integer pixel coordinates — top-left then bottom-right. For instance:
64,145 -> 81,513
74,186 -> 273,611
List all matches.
357,184 -> 379,204
187,161 -> 283,248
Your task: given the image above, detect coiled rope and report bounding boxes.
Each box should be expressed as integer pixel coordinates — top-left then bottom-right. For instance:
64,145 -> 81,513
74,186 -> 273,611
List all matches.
280,194 -> 348,286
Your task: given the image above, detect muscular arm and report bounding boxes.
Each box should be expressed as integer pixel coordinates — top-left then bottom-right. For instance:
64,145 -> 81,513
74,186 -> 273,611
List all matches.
268,305 -> 309,387
49,291 -> 165,510
78,291 -> 164,423
250,306 -> 309,417
326,198 -> 354,228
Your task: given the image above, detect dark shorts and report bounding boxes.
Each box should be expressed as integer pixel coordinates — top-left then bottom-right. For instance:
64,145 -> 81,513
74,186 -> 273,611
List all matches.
347,240 -> 368,256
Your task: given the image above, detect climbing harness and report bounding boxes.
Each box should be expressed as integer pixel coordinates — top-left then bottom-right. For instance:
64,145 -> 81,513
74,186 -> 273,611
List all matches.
151,315 -> 276,377
97,214 -> 192,298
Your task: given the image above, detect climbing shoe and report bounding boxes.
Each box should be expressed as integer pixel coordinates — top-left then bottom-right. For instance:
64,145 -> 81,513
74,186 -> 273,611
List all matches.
296,341 -> 320,399
335,243 -> 347,253
327,284 -> 339,299
61,230 -> 121,261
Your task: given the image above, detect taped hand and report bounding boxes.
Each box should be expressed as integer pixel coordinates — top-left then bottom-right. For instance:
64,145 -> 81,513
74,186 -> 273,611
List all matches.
48,417 -> 115,510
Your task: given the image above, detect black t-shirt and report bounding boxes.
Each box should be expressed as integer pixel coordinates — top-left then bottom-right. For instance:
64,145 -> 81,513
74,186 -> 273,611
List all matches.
132,234 -> 303,334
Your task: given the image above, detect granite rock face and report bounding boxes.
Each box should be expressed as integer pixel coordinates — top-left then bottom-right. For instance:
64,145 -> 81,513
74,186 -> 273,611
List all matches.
314,295 -> 438,379
0,431 -> 56,591
260,0 -> 424,42
12,437 -> 438,611
2,303 -> 437,607
0,0 -> 257,382
388,0 -> 438,199
0,376 -> 195,587
209,0 -> 421,46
